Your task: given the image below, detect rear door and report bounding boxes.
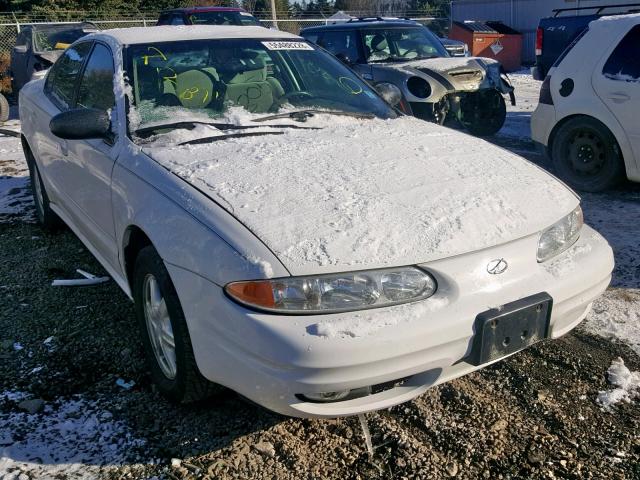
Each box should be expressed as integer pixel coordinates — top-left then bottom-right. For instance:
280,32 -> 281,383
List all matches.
592,24 -> 640,164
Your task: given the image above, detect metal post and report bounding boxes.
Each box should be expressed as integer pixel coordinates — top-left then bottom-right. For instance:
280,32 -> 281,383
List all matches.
12,12 -> 20,33
270,0 -> 278,29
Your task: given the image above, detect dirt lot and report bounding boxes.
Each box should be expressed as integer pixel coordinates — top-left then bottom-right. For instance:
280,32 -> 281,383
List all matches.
1,75 -> 639,480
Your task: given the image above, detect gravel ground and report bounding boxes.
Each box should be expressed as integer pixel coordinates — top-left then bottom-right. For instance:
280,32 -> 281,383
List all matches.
1,74 -> 639,480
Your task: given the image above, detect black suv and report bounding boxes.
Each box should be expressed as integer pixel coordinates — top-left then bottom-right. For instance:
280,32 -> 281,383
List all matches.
10,22 -> 97,94
157,7 -> 261,27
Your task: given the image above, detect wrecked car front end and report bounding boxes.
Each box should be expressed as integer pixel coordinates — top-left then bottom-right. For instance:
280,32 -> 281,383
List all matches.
367,56 -> 515,136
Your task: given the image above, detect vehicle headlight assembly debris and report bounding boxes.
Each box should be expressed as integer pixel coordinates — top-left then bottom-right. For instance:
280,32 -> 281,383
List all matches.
225,267 -> 437,314
537,206 -> 583,263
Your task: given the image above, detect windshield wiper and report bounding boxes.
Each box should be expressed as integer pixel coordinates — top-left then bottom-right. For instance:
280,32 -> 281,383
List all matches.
134,120 -> 317,137
253,109 -> 375,123
178,131 -> 285,146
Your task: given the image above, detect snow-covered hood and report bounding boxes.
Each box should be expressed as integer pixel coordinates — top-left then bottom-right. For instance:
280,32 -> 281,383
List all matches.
382,56 -> 499,91
144,116 -> 578,276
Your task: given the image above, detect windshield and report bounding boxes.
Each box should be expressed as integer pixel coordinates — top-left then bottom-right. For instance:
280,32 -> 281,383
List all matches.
124,38 -> 396,139
187,11 -> 261,26
362,27 -> 449,63
33,27 -> 93,52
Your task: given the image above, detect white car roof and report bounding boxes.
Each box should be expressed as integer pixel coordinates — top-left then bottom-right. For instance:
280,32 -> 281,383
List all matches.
91,25 -> 301,46
591,12 -> 640,30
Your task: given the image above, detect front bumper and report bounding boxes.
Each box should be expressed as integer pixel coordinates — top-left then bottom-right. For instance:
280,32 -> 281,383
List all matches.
168,225 -> 613,418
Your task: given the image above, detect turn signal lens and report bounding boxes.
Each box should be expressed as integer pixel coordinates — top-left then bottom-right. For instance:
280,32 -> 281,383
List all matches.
225,267 -> 437,314
225,281 -> 275,309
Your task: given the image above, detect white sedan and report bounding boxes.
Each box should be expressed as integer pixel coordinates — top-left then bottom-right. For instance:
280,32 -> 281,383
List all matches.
19,25 -> 614,418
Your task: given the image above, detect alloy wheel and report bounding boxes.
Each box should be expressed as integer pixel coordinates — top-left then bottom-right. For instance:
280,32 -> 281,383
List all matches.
143,273 -> 177,380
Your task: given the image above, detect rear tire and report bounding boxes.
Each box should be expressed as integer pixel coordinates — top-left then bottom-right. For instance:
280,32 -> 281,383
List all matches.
133,246 -> 221,403
24,146 -> 63,230
550,117 -> 624,192
0,94 -> 9,123
458,89 -> 506,136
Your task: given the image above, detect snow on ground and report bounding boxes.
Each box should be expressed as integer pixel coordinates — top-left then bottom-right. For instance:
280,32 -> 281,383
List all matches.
0,393 -> 146,480
0,121 -> 34,224
596,358 -> 640,409
497,69 -> 541,142
584,289 -> 640,355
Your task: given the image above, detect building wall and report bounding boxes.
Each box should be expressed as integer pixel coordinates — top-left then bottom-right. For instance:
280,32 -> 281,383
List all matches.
451,0 -> 628,64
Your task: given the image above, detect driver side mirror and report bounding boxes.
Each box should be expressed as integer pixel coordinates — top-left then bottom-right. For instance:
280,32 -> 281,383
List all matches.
50,108 -> 111,140
374,82 -> 403,107
13,45 -> 27,54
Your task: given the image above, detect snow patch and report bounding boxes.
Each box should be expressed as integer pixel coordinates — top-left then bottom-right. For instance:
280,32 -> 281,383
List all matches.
0,127 -> 35,224
0,394 -> 144,479
543,242 -> 593,278
584,288 -> 640,355
246,255 -> 275,278
596,358 -> 640,410
311,296 -> 449,339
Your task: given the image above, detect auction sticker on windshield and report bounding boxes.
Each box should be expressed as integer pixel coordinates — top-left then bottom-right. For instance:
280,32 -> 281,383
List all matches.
262,41 -> 314,50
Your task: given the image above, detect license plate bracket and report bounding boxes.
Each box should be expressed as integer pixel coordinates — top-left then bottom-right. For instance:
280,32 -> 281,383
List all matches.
467,292 -> 552,366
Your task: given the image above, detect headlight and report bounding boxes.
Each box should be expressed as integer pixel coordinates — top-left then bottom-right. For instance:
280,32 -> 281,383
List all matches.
537,206 -> 583,263
374,82 -> 402,106
407,76 -> 432,98
31,70 -> 48,80
225,267 -> 437,314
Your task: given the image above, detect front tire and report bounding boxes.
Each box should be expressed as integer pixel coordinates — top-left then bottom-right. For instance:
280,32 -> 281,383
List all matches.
133,246 -> 220,403
550,117 -> 624,192
458,89 -> 506,136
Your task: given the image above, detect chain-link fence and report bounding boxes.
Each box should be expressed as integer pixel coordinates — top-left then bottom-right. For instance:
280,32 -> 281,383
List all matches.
0,13 -> 449,93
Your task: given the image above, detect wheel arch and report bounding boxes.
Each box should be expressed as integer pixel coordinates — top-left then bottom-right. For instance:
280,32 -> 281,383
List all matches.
548,114 -> 625,173
122,224 -> 154,294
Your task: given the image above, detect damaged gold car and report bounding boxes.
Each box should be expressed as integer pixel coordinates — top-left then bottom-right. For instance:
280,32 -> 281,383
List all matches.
302,18 -> 515,136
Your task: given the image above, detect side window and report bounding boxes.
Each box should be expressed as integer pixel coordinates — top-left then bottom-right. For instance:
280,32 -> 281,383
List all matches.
170,15 -> 186,25
603,25 -> 640,82
304,33 -> 319,44
76,43 -> 115,111
44,42 -> 92,110
316,30 -> 360,62
364,31 -> 391,61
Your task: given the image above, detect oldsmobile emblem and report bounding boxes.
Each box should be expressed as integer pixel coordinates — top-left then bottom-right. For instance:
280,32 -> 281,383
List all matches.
487,258 -> 508,275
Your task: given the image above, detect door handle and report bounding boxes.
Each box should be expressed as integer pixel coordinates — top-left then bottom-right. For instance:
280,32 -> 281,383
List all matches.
59,139 -> 68,156
609,92 -> 630,103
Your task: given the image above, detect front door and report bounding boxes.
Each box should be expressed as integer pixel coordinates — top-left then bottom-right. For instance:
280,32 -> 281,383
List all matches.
592,23 -> 640,165
60,42 -> 121,270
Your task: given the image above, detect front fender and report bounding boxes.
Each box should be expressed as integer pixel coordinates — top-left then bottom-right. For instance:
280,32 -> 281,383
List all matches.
111,149 -> 289,290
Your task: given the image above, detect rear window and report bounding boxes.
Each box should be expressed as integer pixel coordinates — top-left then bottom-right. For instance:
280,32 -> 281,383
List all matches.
186,11 -> 259,26
603,24 -> 640,82
33,27 -> 92,52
